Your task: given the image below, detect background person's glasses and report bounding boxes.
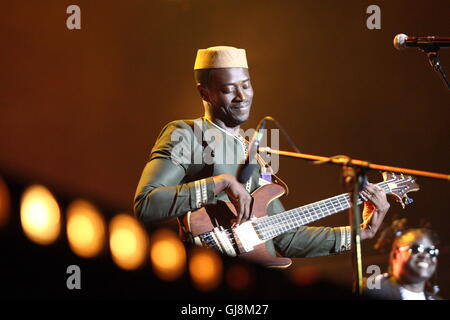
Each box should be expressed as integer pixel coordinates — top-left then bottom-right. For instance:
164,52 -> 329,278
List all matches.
399,243 -> 439,258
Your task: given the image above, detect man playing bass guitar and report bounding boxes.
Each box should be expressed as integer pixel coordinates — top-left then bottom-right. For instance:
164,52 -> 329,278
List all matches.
134,46 -> 392,267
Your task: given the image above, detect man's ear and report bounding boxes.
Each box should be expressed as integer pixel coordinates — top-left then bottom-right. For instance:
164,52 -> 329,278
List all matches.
196,84 -> 210,102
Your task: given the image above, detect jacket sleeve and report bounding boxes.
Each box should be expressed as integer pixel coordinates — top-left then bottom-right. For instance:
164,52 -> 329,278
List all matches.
133,120 -> 217,224
268,198 -> 351,258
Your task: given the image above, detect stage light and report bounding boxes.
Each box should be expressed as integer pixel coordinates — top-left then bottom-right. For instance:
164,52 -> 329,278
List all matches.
20,185 -> 61,245
226,263 -> 253,291
0,177 -> 10,228
189,247 -> 222,291
109,214 -> 148,270
66,200 -> 106,258
150,229 -> 186,281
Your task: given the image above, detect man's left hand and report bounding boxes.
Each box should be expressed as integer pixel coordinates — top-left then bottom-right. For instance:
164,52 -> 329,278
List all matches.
360,183 -> 390,240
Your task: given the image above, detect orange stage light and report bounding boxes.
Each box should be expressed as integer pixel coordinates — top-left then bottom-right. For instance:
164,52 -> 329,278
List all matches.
20,185 -> 61,245
189,247 -> 223,291
150,229 -> 186,281
109,214 -> 148,270
67,200 -> 106,258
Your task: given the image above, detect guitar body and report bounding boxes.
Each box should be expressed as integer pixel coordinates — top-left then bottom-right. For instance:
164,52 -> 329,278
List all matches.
180,183 -> 293,268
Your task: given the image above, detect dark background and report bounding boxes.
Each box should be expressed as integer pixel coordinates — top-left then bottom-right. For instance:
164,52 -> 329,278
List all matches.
0,0 -> 449,300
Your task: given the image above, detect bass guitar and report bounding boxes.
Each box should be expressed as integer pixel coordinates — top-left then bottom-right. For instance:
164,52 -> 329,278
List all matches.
179,172 -> 419,268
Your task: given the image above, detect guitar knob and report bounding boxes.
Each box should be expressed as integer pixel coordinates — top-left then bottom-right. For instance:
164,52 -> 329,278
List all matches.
404,196 -> 414,205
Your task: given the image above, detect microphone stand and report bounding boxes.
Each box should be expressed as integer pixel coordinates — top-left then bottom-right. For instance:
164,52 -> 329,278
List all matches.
259,147 -> 450,295
420,45 -> 450,90
342,164 -> 366,295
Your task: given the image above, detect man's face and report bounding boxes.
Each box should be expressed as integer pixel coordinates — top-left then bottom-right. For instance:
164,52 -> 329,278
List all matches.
391,234 -> 438,284
201,67 -> 253,127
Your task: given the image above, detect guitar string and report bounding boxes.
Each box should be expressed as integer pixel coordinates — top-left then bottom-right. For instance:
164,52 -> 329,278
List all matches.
252,178 -> 413,240
212,179 -> 409,244
255,181 -> 411,240
254,184 -> 391,238
257,181 -> 390,226
202,177 -> 414,249
256,177 -> 413,230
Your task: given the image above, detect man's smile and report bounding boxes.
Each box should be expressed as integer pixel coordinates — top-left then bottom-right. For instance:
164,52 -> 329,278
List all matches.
230,102 -> 250,110
416,261 -> 429,269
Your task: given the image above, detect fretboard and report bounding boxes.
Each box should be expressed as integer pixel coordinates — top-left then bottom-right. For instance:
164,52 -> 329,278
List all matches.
253,181 -> 392,241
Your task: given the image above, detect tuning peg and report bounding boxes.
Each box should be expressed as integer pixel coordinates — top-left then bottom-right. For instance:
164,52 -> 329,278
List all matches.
404,196 -> 414,205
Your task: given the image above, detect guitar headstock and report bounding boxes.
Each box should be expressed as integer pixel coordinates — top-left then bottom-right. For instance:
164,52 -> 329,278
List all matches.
382,172 -> 420,209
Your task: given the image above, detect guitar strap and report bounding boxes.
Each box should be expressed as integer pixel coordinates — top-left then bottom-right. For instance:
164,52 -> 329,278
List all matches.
256,153 -> 289,195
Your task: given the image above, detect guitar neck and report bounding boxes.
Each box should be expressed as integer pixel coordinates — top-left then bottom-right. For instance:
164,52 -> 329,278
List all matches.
253,181 -> 392,241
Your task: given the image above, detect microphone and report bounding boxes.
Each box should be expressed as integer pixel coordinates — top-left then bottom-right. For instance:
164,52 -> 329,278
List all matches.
393,34 -> 450,50
237,117 -> 268,184
394,34 -> 450,90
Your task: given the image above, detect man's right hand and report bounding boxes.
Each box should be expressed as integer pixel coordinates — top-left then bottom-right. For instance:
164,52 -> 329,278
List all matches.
212,174 -> 253,225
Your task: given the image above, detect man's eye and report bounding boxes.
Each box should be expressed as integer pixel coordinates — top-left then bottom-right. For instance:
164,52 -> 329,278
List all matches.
222,87 -> 234,93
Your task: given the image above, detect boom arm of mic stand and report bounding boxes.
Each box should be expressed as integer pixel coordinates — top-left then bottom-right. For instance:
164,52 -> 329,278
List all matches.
425,51 -> 450,91
259,147 -> 450,181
